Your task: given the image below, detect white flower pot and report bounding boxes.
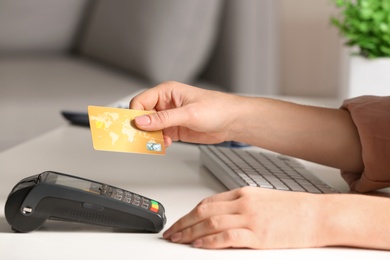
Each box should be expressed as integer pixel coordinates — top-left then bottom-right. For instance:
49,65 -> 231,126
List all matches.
345,56 -> 390,98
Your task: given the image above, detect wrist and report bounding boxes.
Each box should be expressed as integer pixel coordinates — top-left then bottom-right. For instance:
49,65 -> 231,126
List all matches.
314,194 -> 344,247
225,95 -> 265,142
316,194 -> 390,250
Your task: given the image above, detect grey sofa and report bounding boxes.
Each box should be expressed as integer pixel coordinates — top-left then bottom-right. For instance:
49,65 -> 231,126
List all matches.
0,0 -> 277,151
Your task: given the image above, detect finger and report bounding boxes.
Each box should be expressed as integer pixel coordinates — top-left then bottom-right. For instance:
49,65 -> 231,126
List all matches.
197,189 -> 241,206
192,229 -> 260,249
129,81 -> 180,110
134,107 -> 190,132
129,88 -> 160,111
163,200 -> 239,239
163,135 -> 172,147
165,190 -> 242,238
171,214 -> 247,244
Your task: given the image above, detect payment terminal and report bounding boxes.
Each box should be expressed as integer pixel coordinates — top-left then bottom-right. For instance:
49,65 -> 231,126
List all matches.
5,171 -> 166,233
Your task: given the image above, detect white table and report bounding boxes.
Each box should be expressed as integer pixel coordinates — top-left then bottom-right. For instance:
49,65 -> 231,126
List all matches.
1,99 -> 389,259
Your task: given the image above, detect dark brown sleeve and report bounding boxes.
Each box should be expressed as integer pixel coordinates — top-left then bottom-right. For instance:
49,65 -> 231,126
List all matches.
340,96 -> 390,193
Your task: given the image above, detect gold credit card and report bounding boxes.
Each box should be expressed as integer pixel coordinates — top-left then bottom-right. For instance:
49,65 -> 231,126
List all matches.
88,106 -> 165,155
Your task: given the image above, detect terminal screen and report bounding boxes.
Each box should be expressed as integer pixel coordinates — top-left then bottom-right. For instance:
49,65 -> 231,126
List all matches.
43,172 -> 101,194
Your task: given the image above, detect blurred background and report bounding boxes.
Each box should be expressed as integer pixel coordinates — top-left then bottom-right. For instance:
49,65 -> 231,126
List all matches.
0,0 -> 346,151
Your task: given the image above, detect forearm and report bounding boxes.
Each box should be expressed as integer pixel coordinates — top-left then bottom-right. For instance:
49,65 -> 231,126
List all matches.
318,193 -> 390,250
228,96 -> 364,172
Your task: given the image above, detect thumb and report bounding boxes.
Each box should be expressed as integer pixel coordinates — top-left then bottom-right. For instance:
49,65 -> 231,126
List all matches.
134,109 -> 187,131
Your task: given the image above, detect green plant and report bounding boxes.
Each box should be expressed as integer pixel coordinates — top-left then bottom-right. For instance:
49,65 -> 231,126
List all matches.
331,0 -> 390,58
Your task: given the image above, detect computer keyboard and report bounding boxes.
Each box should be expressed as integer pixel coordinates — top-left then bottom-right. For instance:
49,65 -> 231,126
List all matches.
199,145 -> 338,194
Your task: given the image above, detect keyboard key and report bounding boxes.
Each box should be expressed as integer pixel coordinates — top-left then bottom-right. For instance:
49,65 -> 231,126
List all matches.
201,145 -> 339,194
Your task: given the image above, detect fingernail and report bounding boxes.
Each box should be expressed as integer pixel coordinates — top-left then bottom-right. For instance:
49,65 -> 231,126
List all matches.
135,115 -> 151,126
170,232 -> 183,242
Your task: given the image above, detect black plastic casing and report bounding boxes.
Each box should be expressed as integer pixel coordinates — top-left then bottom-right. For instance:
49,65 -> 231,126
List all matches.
4,171 -> 166,233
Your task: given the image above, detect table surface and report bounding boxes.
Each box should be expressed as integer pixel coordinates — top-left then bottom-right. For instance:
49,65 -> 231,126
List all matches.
1,96 -> 389,259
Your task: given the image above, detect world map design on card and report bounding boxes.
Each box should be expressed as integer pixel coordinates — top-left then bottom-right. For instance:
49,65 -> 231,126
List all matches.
88,106 -> 165,155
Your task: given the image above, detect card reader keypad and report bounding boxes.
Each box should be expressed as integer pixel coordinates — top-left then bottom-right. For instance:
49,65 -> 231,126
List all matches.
99,185 -> 159,213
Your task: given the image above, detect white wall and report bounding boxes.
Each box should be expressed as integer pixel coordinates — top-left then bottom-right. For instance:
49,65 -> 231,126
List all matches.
276,0 -> 346,97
